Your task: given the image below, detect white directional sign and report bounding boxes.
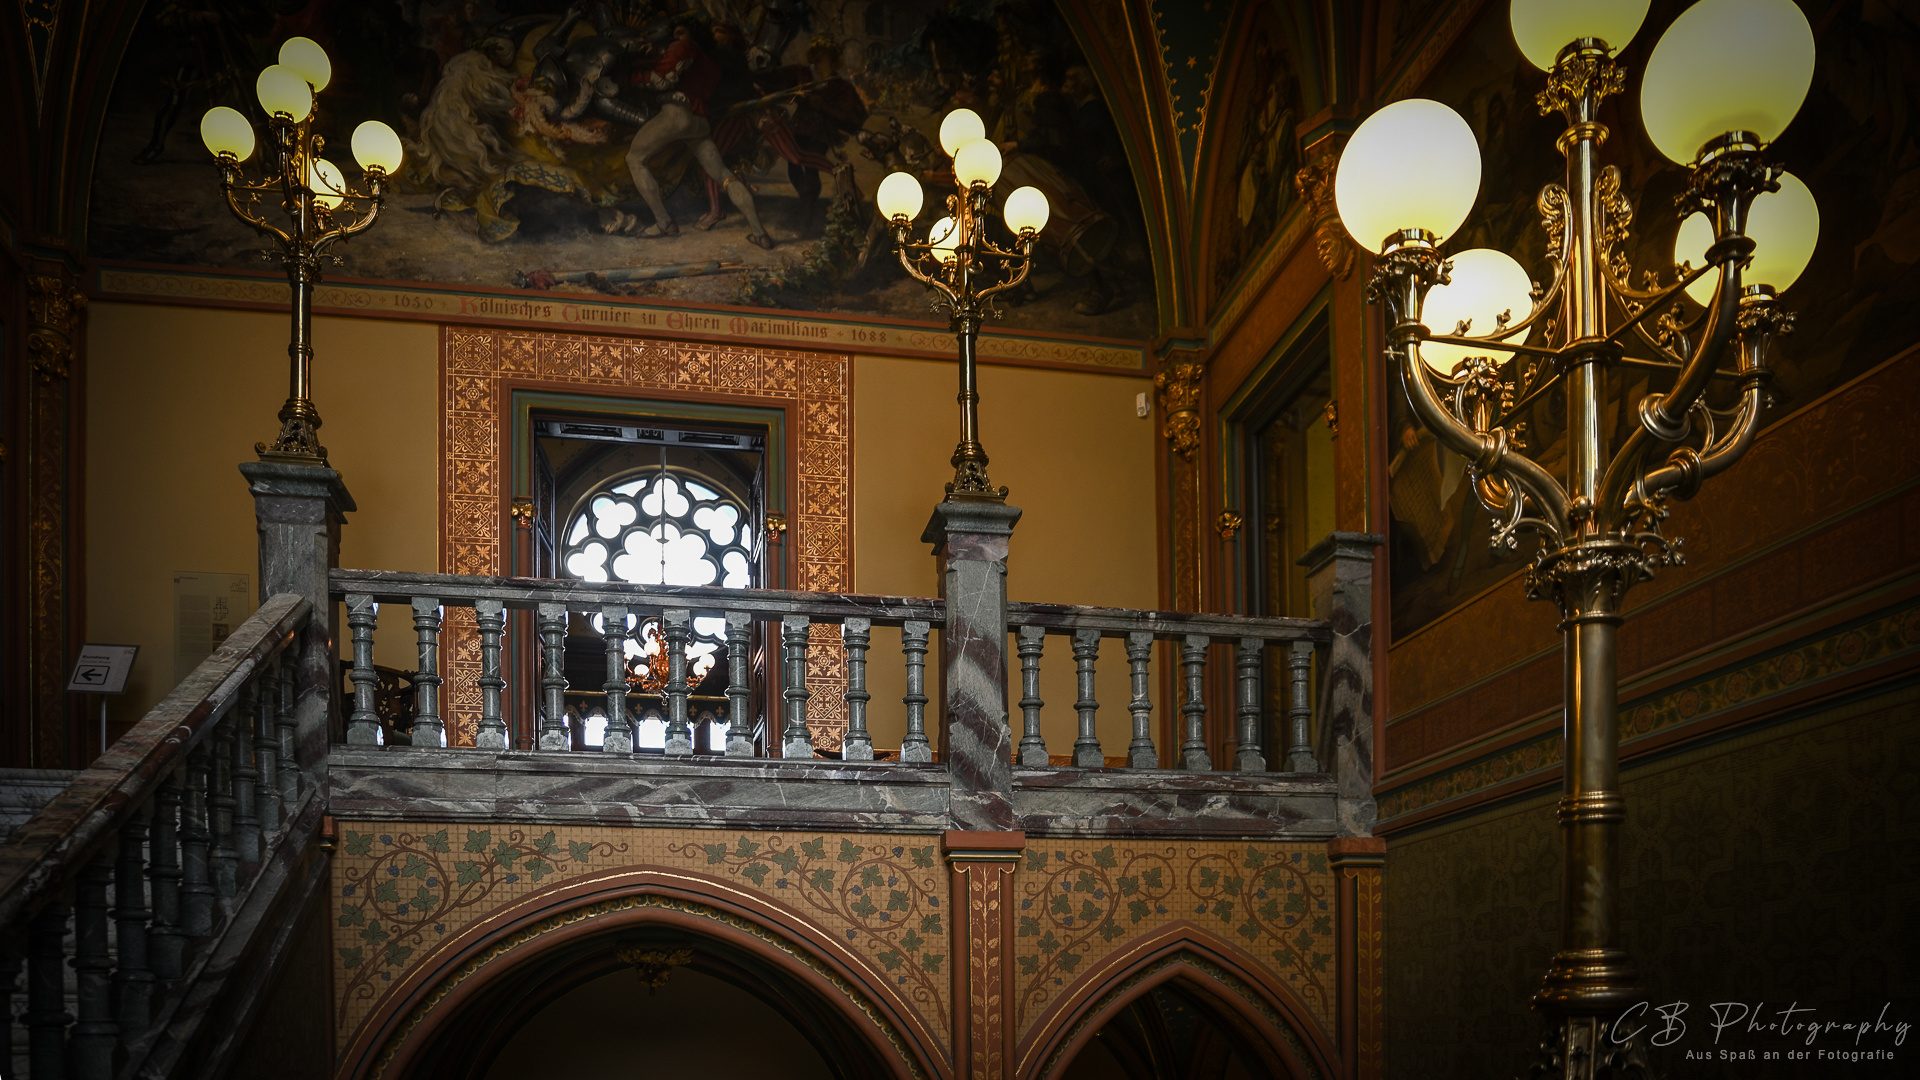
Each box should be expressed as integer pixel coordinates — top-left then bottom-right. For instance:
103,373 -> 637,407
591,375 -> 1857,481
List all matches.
67,644 -> 139,695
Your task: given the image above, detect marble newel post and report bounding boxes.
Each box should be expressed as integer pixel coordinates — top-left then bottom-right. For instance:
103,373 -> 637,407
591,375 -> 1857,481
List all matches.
1299,531 -> 1383,838
240,461 -> 354,781
923,499 -> 1023,832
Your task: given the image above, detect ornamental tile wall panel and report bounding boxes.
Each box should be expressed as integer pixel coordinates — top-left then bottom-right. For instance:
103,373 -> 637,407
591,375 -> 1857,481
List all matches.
331,825 -> 949,1059
1011,838 -> 1337,1038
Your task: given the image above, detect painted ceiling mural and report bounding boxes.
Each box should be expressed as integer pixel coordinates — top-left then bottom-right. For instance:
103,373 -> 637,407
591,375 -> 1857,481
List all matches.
1386,0 -> 1920,639
87,0 -> 1157,339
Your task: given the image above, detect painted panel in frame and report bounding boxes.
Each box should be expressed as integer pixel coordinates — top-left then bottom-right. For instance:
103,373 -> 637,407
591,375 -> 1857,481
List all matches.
87,0 -> 1157,340
1384,0 -> 1920,640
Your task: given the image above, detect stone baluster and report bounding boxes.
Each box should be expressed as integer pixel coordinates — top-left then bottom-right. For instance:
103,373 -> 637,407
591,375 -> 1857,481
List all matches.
232,696 -> 260,863
1125,631 -> 1157,769
723,612 -> 754,757
180,743 -> 214,935
600,607 -> 633,753
779,614 -> 813,759
410,597 -> 446,748
900,620 -> 933,764
1015,626 -> 1048,766
475,599 -> 509,750
1287,640 -> 1319,772
1180,634 -> 1212,771
1071,629 -> 1104,767
841,617 -> 874,761
113,804 -> 156,1037
253,676 -> 282,835
537,604 -> 571,751
1233,638 -> 1266,772
149,771 -> 186,981
71,852 -> 118,1078
208,720 -> 238,898
276,662 -> 299,806
344,594 -> 381,744
26,901 -> 71,1078
662,609 -> 694,755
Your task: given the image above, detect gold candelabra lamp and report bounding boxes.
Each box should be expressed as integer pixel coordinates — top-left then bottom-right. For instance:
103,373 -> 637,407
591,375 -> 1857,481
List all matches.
197,37 -> 404,465
875,110 -> 1052,502
1334,0 -> 1819,1073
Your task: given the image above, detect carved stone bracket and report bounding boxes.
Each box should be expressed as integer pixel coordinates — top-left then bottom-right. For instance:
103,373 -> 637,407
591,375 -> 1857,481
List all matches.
1295,137 -> 1354,281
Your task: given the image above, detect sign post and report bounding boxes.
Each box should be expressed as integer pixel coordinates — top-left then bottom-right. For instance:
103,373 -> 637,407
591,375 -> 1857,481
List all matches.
67,644 -> 139,759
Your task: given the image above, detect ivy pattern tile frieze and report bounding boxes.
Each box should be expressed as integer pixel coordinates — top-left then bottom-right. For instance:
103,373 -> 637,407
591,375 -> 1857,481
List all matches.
1013,839 -> 1336,1035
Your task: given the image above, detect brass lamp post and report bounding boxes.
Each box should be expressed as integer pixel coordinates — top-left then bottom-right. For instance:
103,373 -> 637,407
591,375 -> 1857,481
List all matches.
198,37 -> 403,465
1334,0 -> 1818,1072
875,109 -> 1051,502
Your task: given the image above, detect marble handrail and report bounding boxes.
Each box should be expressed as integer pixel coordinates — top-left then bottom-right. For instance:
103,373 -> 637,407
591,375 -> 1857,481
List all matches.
0,591 -> 313,1079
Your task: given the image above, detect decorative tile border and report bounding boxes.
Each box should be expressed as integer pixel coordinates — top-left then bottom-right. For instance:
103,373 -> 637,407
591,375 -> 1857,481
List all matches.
1377,602 -> 1920,823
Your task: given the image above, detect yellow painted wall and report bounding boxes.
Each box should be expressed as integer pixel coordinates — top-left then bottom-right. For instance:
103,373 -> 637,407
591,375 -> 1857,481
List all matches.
85,303 -> 438,726
852,355 -> 1159,757
83,305 -> 1161,759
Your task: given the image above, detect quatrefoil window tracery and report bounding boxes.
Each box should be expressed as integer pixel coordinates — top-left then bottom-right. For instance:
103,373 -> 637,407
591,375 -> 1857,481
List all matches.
561,471 -> 758,740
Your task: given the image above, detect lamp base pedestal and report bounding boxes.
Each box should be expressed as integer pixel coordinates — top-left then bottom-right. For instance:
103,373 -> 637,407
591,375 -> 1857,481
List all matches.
1526,1013 -> 1656,1080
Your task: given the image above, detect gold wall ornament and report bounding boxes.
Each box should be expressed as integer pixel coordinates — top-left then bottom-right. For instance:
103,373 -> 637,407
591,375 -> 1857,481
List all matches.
1295,146 -> 1355,281
1322,398 -> 1339,435
1152,359 -> 1205,457
25,275 -> 86,381
1215,510 -> 1244,541
765,513 -> 788,544
615,946 -> 695,993
508,497 -> 536,530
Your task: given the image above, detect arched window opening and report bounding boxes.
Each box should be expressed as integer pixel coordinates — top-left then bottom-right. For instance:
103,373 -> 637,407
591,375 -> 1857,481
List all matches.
532,416 -> 769,754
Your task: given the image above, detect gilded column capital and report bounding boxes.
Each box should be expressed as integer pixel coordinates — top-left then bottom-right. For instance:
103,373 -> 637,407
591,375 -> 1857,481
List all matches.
25,275 -> 87,381
1295,138 -> 1354,281
1152,356 -> 1206,458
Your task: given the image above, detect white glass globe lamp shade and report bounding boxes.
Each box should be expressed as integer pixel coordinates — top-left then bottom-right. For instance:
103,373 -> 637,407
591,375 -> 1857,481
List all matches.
199,106 -> 256,161
1510,0 -> 1650,69
278,36 -> 332,91
876,171 -> 924,221
1003,185 -> 1050,234
928,215 -> 960,259
1673,172 -> 1818,303
938,109 -> 986,157
1335,98 -> 1482,252
1417,248 -> 1534,374
351,120 -> 404,174
953,138 -> 1003,188
308,158 -> 347,209
1640,0 -> 1814,164
256,64 -> 314,122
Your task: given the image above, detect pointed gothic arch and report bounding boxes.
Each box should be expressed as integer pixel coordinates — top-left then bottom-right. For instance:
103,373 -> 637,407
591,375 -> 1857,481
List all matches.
1015,924 -> 1341,1080
341,867 -> 945,1080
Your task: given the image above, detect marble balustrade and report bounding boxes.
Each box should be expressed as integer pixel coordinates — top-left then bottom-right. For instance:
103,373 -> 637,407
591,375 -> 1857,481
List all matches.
0,593 -> 317,1080
329,569 -> 1331,779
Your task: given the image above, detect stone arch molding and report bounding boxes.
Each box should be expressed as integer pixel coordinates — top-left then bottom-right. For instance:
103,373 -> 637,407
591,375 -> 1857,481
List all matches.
344,866 -> 943,1080
1014,924 -> 1341,1080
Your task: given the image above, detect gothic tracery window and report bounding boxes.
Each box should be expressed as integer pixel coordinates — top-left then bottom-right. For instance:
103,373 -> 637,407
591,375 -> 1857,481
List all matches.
559,465 -> 761,751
